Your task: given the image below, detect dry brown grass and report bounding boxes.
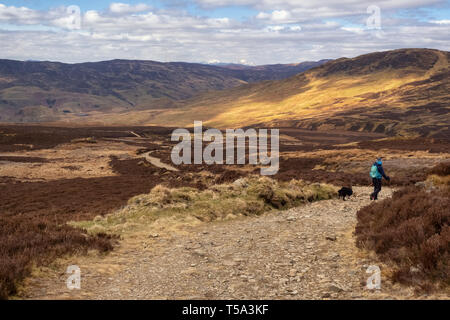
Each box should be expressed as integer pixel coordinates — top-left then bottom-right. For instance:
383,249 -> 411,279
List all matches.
73,176 -> 338,236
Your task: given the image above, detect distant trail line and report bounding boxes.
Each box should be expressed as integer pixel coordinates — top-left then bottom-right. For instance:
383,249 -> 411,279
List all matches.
143,152 -> 179,172
129,131 -> 142,138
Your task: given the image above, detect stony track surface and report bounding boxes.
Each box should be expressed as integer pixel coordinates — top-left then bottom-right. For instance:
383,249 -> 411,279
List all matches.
20,186 -> 447,300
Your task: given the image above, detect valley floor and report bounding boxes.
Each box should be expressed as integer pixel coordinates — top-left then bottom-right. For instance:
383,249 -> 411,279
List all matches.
18,187 -> 448,300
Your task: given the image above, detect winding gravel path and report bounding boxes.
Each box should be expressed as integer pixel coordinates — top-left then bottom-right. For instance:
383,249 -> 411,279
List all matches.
20,186 -> 447,300
143,152 -> 179,172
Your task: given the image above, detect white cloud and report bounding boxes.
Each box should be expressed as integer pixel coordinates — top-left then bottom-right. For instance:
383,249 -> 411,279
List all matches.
195,0 -> 443,11
256,12 -> 269,19
206,17 -> 231,27
239,59 -> 255,65
430,19 -> 450,24
266,25 -> 285,32
271,10 -> 291,22
84,10 -> 101,23
0,3 -> 43,24
257,9 -> 295,23
341,27 -> 365,34
264,24 -> 302,32
109,3 -> 151,14
0,2 -> 448,65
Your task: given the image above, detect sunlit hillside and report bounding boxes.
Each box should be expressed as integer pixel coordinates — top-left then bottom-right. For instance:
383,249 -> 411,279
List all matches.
96,48 -> 446,137
137,49 -> 448,136
17,48 -> 449,138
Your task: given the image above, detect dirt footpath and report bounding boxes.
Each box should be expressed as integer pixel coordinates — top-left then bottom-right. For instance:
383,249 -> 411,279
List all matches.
19,187 -> 448,300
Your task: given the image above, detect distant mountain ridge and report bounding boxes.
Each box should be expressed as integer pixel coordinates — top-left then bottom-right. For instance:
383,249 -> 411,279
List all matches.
0,59 -> 327,122
212,60 -> 333,82
1,49 -> 448,138
209,60 -> 331,73
109,48 -> 447,138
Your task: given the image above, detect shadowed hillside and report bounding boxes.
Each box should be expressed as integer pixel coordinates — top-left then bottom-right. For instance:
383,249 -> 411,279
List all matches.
0,59 -> 326,122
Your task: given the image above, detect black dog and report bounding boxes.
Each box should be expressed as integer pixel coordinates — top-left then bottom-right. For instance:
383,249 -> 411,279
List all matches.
338,187 -> 353,201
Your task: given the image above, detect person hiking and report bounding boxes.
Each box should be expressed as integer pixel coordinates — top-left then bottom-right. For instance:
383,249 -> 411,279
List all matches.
370,157 -> 390,200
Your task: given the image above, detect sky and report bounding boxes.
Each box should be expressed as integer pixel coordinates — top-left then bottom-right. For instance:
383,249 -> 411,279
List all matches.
0,0 -> 449,64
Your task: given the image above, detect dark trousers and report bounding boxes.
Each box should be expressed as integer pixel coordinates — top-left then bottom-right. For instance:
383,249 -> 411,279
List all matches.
371,178 -> 382,200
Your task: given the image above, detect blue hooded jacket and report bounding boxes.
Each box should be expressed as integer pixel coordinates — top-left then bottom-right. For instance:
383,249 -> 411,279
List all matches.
373,160 -> 388,180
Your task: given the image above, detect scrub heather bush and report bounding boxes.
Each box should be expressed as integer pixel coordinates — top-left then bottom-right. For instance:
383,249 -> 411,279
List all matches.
0,219 -> 116,300
428,162 -> 450,176
355,185 -> 449,291
427,162 -> 450,193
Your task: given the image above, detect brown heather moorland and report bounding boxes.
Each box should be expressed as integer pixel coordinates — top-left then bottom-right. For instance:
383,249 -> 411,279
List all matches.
1,124 -> 449,299
0,49 -> 449,299
356,163 -> 450,291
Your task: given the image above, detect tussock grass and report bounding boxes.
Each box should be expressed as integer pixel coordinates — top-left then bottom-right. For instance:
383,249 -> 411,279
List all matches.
427,162 -> 450,193
427,175 -> 450,192
73,176 -> 338,235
